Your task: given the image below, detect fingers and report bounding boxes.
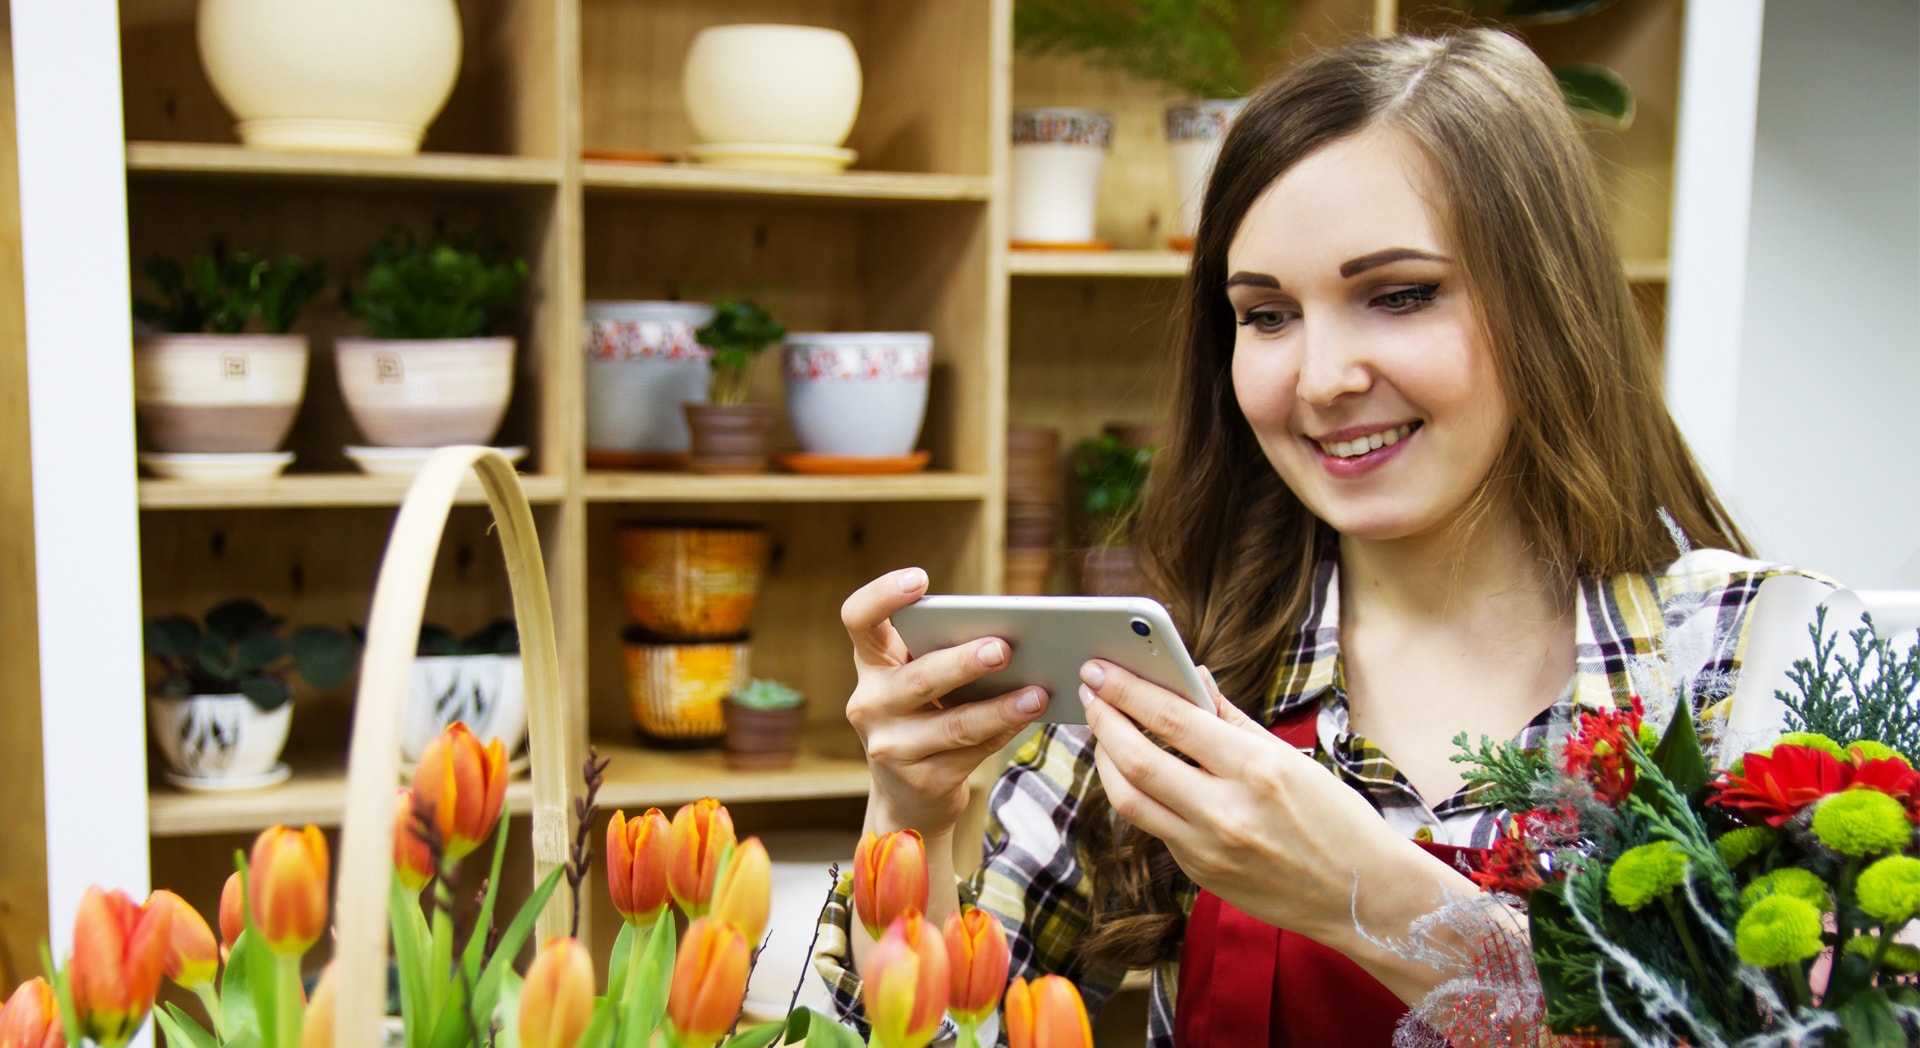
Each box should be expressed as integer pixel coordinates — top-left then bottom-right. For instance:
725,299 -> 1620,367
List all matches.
841,567 -> 929,667
1081,660 -> 1262,779
1196,665 -> 1272,740
864,685 -> 1050,765
1090,733 -> 1187,842
1081,682 -> 1209,820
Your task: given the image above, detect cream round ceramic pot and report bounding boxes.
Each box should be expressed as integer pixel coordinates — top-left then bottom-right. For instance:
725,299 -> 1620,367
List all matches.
148,693 -> 292,779
782,332 -> 932,457
335,336 -> 515,447
134,333 -> 309,453
197,0 -> 462,154
682,24 -> 863,148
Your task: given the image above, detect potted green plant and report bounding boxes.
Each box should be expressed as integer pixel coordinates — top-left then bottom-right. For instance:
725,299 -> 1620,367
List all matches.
685,298 -> 786,473
143,599 -> 357,789
132,252 -> 326,474
402,620 -> 526,768
1072,428 -> 1156,596
723,677 -> 807,770
336,227 -> 529,461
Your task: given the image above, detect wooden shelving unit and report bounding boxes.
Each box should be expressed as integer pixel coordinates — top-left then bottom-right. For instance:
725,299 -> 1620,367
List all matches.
580,471 -> 992,504
125,141 -> 563,187
580,162 -> 992,204
137,473 -> 570,510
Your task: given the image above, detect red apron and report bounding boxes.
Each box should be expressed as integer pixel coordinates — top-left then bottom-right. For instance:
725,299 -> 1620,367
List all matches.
1173,708 -> 1488,1047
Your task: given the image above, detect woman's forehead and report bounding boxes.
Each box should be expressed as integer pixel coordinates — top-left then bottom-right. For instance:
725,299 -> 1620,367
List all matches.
1226,127 -> 1454,274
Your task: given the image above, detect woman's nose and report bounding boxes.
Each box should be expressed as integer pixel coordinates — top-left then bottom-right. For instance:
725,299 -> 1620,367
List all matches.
1294,318 -> 1372,406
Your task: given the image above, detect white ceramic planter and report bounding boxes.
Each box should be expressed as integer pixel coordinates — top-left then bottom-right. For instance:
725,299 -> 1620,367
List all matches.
148,693 -> 292,780
134,333 -> 309,453
740,830 -> 859,1022
335,336 -> 515,447
1166,99 -> 1247,246
783,332 -> 932,457
682,25 -> 863,148
197,0 -> 463,155
402,654 -> 527,764
1010,108 -> 1113,245
583,301 -> 714,460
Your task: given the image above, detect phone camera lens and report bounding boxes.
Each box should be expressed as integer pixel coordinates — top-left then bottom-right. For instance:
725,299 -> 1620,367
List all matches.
1130,618 -> 1151,637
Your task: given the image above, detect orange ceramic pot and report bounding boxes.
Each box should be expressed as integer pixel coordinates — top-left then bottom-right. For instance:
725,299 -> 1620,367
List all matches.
616,524 -> 769,640
624,638 -> 752,745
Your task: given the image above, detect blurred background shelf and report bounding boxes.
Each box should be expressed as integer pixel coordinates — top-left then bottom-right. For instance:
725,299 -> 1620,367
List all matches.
1009,249 -> 1190,278
580,471 -> 991,504
137,473 -> 570,510
125,141 -> 563,187
581,162 -> 992,204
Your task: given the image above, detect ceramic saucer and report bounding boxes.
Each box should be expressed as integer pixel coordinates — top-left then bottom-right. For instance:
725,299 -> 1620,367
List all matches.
162,762 -> 292,792
775,450 -> 931,475
345,446 -> 528,477
687,142 -> 857,174
139,451 -> 295,481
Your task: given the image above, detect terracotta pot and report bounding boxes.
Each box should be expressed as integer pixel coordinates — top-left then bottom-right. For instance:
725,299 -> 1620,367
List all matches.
1004,550 -> 1053,596
1006,502 -> 1059,550
134,334 -> 309,453
616,523 -> 769,640
623,638 -> 751,746
723,698 -> 807,770
1077,545 -> 1141,596
335,336 -> 515,447
683,402 -> 776,474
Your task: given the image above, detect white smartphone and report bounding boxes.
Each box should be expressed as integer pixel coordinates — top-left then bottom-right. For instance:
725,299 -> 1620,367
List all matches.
889,595 -> 1212,725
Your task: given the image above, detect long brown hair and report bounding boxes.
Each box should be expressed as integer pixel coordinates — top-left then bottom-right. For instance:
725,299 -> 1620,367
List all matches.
1078,28 -> 1749,971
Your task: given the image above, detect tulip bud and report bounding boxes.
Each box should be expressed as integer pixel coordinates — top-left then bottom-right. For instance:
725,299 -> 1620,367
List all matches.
861,913 -> 950,1048
519,937 -> 594,1048
148,889 -> 219,992
853,829 -> 929,939
709,836 -> 771,946
218,871 -> 244,952
393,789 -> 436,892
300,962 -> 337,1048
607,807 -> 672,926
668,798 -> 736,918
664,918 -> 751,1048
0,977 -> 64,1048
411,722 -> 509,861
249,824 -> 330,956
1003,976 -> 1093,1048
943,906 -> 1010,1026
69,886 -> 171,1048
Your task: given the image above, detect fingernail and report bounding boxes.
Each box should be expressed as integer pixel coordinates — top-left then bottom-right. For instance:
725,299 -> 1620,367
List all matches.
897,568 -> 927,592
979,640 -> 1007,667
1017,688 -> 1044,714
1080,661 -> 1105,688
1078,684 -> 1100,708
1201,666 -> 1221,695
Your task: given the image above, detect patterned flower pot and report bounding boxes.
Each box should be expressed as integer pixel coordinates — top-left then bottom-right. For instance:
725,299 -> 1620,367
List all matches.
335,336 -> 515,447
683,403 -> 776,474
1165,99 -> 1247,250
623,637 -> 751,747
583,301 -> 714,468
782,332 -> 932,457
723,698 -> 807,771
1010,108 -> 1113,246
401,654 -> 527,764
615,523 -> 770,641
134,334 -> 309,453
148,693 -> 292,784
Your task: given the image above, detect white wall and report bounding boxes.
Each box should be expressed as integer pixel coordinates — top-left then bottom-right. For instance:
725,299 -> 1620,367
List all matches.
1728,0 -> 1920,587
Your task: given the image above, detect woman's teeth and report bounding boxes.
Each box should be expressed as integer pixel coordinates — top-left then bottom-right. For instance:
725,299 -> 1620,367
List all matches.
1317,423 -> 1416,459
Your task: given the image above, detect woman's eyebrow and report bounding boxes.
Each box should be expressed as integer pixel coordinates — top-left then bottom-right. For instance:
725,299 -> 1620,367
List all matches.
1339,248 -> 1451,278
1224,271 -> 1281,290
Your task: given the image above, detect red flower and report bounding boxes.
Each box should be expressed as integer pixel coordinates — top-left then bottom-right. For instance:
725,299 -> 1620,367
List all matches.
1710,744 -> 1851,826
1563,698 -> 1646,807
1470,809 -> 1564,897
1849,756 -> 1920,807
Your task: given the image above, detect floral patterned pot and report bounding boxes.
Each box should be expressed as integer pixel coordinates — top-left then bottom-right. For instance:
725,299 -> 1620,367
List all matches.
1010,108 -> 1113,245
1165,99 -> 1247,249
583,301 -> 713,467
782,332 -> 932,457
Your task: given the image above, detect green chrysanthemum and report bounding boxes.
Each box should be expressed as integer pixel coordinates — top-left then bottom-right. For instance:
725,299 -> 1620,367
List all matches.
1738,866 -> 1831,911
1608,841 -> 1689,911
1844,933 -> 1920,972
1811,789 -> 1913,856
1734,894 -> 1826,968
1773,732 -> 1846,758
1716,826 -> 1775,869
1847,739 -> 1902,764
1636,723 -> 1659,749
1856,855 -> 1920,926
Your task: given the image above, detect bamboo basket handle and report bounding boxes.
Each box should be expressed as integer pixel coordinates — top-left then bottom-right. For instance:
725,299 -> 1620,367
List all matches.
332,446 -> 574,1045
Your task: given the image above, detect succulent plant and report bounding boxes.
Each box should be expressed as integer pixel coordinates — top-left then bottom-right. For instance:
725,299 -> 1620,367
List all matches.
133,252 -> 326,335
730,678 -> 804,711
143,599 -> 358,711
348,227 -> 528,340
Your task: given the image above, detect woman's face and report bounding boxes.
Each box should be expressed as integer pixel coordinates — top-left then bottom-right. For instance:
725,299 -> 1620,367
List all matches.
1225,126 -> 1510,545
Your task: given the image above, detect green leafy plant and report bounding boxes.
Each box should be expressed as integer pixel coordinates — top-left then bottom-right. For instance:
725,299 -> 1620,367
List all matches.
1014,0 -> 1294,99
133,253 -> 326,335
695,299 -> 786,407
1454,1 -> 1636,128
1073,432 -> 1155,545
416,620 -> 521,658
730,678 -> 804,711
143,599 -> 358,711
348,228 -> 529,340
1777,607 -> 1920,761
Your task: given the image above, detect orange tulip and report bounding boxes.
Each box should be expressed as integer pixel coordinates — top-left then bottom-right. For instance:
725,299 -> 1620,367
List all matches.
606,807 -> 672,926
393,789 -> 436,892
943,906 -> 1010,1025
709,836 -> 771,946
69,886 -> 171,1048
411,722 -> 509,861
1003,976 -> 1093,1048
249,824 -> 330,956
664,918 -> 751,1048
148,889 -> 219,992
0,977 -> 64,1048
300,962 -> 337,1048
667,797 -> 736,918
519,937 -> 594,1048
861,913 -> 950,1048
852,829 -> 929,939
218,871 -> 244,951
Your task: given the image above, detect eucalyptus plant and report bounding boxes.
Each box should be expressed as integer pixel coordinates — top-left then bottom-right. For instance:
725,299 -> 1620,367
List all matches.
143,599 -> 359,711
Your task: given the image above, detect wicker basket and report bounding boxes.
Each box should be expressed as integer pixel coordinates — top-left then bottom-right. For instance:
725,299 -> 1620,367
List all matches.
330,447 -> 575,1044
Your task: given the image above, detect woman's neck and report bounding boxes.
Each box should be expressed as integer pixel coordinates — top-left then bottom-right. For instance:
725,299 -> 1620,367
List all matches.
1336,511 -> 1568,634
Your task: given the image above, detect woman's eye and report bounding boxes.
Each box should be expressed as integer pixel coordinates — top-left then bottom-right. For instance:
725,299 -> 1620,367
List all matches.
1236,309 -> 1294,333
1375,284 -> 1440,313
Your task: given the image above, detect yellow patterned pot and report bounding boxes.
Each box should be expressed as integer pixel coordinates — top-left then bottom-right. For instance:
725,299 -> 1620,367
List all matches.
623,638 -> 751,745
616,524 -> 769,640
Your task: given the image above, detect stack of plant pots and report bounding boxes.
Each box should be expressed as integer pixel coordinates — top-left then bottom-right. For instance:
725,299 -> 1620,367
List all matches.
615,523 -> 769,748
1005,425 -> 1062,595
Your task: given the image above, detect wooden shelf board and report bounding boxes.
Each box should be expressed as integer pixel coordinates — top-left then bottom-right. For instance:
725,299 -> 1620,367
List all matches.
1624,258 -> 1670,283
582,161 -> 991,204
148,753 -> 538,838
1009,250 -> 1190,278
581,471 -> 990,504
125,142 -> 561,187
137,473 -> 568,510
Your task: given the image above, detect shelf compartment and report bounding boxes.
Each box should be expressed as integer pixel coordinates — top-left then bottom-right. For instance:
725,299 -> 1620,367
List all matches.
1010,250 -> 1190,279
582,471 -> 989,504
138,473 -> 568,510
583,162 -> 990,205
126,142 -> 562,187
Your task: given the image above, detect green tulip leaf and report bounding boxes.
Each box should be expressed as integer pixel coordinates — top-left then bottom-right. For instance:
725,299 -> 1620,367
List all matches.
725,1021 -> 787,1048
157,1003 -> 218,1048
434,864 -> 567,1048
1556,63 -> 1635,130
605,920 -> 637,1004
459,816 -> 515,985
620,912 -> 677,1045
786,1008 -> 864,1048
389,874 -> 433,1048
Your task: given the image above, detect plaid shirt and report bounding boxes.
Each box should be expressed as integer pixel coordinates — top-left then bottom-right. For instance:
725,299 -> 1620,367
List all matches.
815,549 -> 1816,1045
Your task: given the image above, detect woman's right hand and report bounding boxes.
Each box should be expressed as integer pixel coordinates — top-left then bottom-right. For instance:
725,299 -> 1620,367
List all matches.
841,567 -> 1051,836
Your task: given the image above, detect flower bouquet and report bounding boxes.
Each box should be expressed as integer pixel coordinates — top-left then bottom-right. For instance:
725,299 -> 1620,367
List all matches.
1452,608 -> 1920,1046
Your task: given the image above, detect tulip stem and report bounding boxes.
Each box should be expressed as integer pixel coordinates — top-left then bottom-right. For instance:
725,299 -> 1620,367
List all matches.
195,984 -> 224,1035
431,903 -> 455,1014
625,922 -> 647,1007
277,953 -> 303,1048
